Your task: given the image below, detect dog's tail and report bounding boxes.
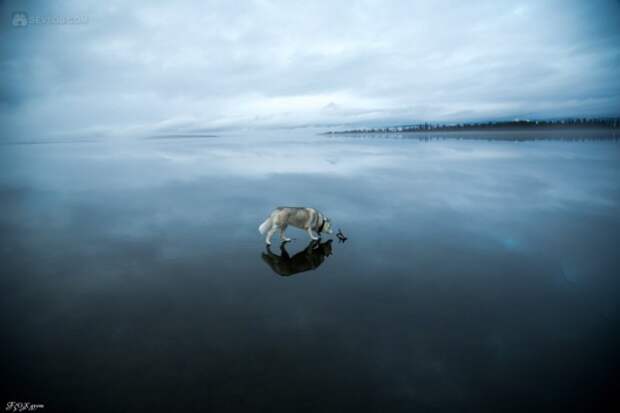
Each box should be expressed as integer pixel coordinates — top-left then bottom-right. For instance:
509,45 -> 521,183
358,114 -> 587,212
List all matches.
258,216 -> 273,235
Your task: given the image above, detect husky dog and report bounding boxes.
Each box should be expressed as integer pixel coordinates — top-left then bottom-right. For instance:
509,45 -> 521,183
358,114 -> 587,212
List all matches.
258,207 -> 333,245
262,240 -> 333,276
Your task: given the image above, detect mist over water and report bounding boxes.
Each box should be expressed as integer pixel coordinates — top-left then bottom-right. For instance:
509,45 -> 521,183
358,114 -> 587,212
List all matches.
1,131 -> 619,411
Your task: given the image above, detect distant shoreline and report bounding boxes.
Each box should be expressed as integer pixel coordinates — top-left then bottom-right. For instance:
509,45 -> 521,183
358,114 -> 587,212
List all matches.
324,119 -> 619,135
324,129 -> 619,141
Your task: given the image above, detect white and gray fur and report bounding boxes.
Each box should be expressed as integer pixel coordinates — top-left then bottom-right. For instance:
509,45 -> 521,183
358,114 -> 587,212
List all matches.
258,207 -> 333,245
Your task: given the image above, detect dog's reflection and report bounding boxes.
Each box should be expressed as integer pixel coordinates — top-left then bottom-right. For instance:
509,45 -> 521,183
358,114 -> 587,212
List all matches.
262,240 -> 333,276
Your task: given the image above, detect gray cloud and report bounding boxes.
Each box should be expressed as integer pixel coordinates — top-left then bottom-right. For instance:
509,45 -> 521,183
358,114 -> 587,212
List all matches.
1,0 -> 620,138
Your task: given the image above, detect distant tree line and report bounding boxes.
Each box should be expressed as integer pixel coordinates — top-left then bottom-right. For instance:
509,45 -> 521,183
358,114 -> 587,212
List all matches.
326,118 -> 620,134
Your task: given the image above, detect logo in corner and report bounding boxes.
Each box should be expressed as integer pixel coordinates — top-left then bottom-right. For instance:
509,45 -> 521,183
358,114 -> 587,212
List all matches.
11,11 -> 29,27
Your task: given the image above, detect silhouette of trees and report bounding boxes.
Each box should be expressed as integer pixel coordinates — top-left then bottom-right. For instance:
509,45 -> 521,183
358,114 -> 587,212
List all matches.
326,117 -> 620,135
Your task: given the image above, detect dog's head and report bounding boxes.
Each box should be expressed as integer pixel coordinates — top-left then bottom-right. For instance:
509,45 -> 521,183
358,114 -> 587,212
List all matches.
322,217 -> 333,234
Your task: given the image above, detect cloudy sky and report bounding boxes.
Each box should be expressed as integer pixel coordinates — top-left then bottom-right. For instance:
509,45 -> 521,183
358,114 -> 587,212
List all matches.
1,0 -> 619,138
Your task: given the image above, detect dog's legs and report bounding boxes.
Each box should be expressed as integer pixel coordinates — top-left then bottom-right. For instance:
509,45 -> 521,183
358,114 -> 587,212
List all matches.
279,224 -> 291,242
306,227 -> 319,241
266,224 -> 278,245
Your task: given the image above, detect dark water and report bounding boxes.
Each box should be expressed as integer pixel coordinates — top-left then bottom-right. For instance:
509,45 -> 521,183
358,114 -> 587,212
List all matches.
1,132 -> 619,412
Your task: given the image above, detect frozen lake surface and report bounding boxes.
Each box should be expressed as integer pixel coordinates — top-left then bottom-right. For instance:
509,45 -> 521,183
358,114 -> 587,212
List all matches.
2,131 -> 619,411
